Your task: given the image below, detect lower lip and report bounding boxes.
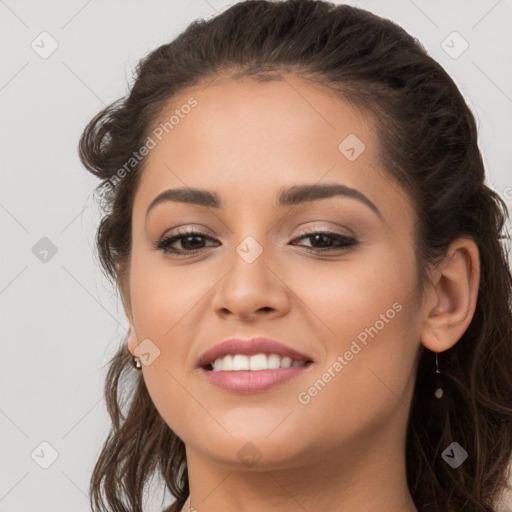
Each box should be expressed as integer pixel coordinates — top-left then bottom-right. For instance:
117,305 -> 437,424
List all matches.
200,363 -> 313,393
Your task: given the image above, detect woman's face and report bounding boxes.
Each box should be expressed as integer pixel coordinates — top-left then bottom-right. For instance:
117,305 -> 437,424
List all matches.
125,75 -> 424,469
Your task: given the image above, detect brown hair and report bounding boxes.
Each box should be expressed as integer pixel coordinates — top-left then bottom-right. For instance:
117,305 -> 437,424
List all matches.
78,1 -> 512,511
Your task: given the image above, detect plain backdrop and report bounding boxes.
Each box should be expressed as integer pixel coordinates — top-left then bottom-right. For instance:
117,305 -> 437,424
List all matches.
1,1 -> 511,510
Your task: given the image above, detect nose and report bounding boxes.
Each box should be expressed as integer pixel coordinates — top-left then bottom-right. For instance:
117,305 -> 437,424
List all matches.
211,244 -> 291,322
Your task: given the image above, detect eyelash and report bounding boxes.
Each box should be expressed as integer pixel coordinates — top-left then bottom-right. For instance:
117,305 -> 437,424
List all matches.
155,227 -> 358,256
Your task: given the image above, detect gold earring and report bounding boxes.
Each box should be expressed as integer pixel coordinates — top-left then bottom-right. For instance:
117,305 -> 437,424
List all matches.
133,356 -> 142,369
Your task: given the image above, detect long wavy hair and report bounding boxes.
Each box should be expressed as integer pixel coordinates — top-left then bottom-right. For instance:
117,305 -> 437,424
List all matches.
78,1 -> 512,511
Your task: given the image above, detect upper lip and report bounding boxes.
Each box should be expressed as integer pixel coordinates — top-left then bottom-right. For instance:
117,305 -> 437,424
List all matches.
197,337 -> 314,368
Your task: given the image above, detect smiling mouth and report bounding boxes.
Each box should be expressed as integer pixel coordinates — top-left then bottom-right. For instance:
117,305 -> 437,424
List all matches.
203,353 -> 314,372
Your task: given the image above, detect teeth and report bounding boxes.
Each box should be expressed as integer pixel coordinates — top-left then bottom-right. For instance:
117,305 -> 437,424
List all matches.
211,353 -> 308,371
249,353 -> 267,371
232,354 -> 249,371
281,356 -> 293,368
268,354 -> 281,369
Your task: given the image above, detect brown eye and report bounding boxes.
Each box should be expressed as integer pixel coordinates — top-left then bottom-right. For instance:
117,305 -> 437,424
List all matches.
291,230 -> 358,253
156,229 -> 219,255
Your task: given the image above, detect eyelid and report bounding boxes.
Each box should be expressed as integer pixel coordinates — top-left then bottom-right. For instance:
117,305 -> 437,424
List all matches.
157,223 -> 354,244
294,224 -> 354,238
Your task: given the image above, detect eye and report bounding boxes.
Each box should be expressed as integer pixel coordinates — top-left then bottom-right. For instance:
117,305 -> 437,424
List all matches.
155,229 -> 219,255
290,227 -> 358,253
155,227 -> 358,256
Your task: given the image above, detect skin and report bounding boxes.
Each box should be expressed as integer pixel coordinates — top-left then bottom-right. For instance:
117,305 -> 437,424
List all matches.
121,74 -> 480,512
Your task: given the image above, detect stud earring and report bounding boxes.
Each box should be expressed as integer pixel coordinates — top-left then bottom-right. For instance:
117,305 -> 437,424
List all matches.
133,356 -> 142,369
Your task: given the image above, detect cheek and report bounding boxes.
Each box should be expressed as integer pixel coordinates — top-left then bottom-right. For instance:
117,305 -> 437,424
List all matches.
290,244 -> 420,430
129,250 -> 202,339
288,240 -> 418,347
128,251 -> 215,434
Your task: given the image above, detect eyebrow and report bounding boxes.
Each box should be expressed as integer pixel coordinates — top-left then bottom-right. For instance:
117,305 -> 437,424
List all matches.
145,183 -> 383,220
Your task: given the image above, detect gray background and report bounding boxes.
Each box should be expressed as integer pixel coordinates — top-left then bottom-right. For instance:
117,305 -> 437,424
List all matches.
1,0 -> 511,510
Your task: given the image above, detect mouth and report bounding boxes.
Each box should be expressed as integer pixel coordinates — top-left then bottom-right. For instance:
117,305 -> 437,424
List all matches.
197,337 -> 315,393
202,354 -> 314,372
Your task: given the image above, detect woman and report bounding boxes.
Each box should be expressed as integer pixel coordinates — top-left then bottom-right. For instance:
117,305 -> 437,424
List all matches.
79,1 -> 512,511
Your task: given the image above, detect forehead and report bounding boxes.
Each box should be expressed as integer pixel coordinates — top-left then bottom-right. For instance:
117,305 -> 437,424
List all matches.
146,75 -> 374,164
132,75 -> 410,223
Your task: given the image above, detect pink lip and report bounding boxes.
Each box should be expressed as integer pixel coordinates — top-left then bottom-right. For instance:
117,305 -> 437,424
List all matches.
200,365 -> 313,394
197,337 -> 313,368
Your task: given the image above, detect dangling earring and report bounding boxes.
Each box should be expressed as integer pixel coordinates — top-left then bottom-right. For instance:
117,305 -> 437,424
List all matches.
433,352 -> 443,399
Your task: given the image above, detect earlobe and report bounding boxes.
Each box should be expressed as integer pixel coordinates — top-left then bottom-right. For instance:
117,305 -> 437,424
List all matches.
127,324 -> 139,357
420,237 -> 480,353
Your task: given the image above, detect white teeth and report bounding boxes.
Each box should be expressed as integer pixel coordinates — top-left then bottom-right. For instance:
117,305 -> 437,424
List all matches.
211,353 -> 308,371
249,353 -> 268,371
267,354 -> 281,369
222,354 -> 233,370
232,354 -> 249,371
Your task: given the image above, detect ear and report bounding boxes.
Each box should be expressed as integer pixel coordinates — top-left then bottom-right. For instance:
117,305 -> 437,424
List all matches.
117,267 -> 138,357
420,237 -> 480,353
123,305 -> 139,358
127,324 -> 138,357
